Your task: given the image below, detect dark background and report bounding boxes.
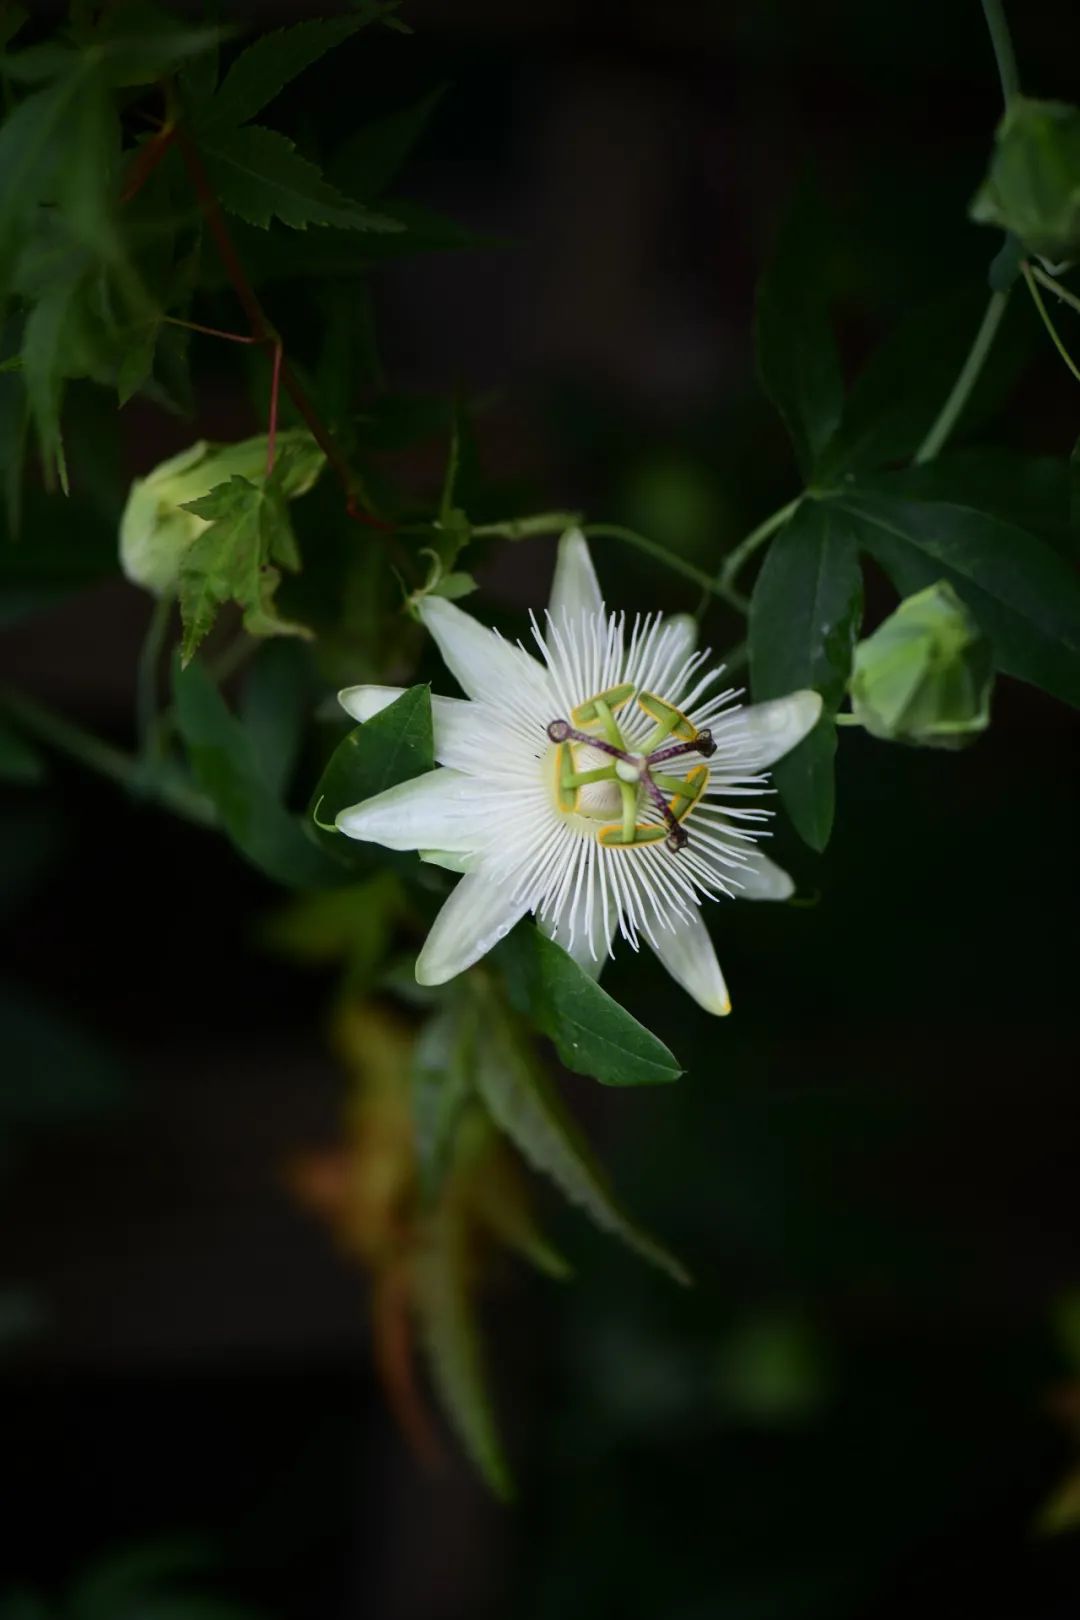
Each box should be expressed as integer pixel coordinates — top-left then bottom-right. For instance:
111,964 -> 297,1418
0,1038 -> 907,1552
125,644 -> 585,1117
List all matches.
3,1 -> 1080,1615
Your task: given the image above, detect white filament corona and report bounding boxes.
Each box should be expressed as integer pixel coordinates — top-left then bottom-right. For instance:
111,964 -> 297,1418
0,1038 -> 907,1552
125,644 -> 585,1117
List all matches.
335,530 -> 821,1016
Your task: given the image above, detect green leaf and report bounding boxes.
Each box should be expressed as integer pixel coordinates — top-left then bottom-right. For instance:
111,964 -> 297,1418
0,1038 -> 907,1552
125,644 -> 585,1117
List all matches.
201,124 -> 402,233
198,16 -> 365,132
307,685 -> 434,866
331,86 -> 446,200
749,500 -> 863,850
240,638 -> 312,799
413,1201 -> 513,1500
0,717 -> 45,784
260,874 -> 397,990
178,464 -> 312,664
173,659 -> 344,889
755,179 -> 843,480
90,8 -> 226,88
494,923 -> 682,1087
473,988 -> 689,1285
835,488 -> 1080,709
816,288 -> 1018,478
20,274 -> 73,489
411,1003 -> 474,1200
877,452 -> 1074,558
0,6 -> 28,52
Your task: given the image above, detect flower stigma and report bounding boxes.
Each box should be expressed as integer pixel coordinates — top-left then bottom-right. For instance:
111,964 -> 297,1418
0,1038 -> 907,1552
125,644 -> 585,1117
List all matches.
545,700 -> 716,855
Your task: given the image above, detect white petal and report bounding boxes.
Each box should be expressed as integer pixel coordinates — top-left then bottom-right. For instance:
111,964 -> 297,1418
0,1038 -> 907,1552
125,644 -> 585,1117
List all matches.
338,683 -> 408,723
337,683 -> 487,770
663,612 -> 697,663
735,690 -> 822,769
648,906 -> 731,1016
419,848 -> 478,875
415,871 -> 529,985
538,884 -> 617,979
733,848 -> 795,901
336,768 -> 481,852
547,526 -> 603,630
416,596 -> 548,706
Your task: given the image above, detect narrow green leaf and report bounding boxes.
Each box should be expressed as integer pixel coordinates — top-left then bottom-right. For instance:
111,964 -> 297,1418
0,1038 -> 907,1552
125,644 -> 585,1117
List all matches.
836,489 -> 1080,709
240,638 -> 312,798
199,16 -> 364,132
307,685 -> 434,866
755,179 -> 843,479
473,991 -> 689,1285
201,124 -> 402,233
21,274 -> 74,489
494,922 -> 682,1087
413,1204 -> 514,1500
749,500 -> 863,850
332,85 -> 446,200
174,659 -> 344,889
92,9 -> 227,87
411,1003 -> 474,1200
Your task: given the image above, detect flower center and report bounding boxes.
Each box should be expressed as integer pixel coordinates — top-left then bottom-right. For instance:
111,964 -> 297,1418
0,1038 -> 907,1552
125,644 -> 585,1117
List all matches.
546,688 -> 715,853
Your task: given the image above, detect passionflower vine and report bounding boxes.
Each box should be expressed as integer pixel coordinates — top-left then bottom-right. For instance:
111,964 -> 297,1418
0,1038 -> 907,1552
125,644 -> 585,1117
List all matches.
335,530 -> 821,1015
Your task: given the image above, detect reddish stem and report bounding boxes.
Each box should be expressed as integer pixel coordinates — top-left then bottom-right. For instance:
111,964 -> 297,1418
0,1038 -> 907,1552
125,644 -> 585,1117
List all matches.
173,125 -> 390,529
119,124 -> 177,204
163,315 -> 259,345
266,340 -> 283,477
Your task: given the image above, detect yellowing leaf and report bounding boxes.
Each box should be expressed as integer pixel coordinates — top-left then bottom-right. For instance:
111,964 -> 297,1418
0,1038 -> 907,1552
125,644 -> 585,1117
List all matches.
473,989 -> 689,1286
413,1201 -> 514,1500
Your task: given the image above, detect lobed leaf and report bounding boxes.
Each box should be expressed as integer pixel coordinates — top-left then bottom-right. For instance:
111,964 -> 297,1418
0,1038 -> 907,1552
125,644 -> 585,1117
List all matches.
200,124 -> 402,234
197,16 -> 366,132
178,465 -> 312,665
331,86 -> 447,201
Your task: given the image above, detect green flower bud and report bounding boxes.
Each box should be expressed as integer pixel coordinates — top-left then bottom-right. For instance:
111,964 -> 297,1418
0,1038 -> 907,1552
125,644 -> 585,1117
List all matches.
970,97 -> 1080,264
119,431 -> 325,595
849,582 -> 993,749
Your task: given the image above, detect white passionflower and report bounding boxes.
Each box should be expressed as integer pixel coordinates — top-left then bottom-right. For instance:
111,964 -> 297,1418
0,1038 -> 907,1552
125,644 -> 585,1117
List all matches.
336,530 -> 821,1015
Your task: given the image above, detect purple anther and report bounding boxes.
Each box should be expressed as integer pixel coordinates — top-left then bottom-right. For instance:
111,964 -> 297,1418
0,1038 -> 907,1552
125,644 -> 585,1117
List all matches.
546,719 -> 631,761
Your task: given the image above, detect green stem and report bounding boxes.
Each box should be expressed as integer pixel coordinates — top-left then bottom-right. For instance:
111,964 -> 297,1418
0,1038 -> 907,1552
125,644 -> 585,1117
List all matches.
582,523 -> 747,611
981,0 -> 1020,106
718,498 -> 802,592
471,510 -> 583,541
1029,263 -> 1080,318
913,289 -> 1009,464
136,593 -> 173,754
0,687 -> 215,826
1021,261 -> 1080,384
